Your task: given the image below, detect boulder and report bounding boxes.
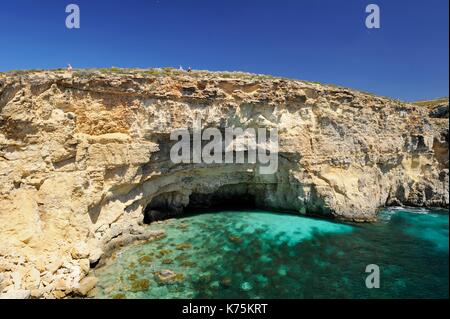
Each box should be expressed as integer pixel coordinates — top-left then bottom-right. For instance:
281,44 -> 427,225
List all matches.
0,289 -> 31,299
429,104 -> 449,118
70,242 -> 90,259
88,248 -> 103,265
75,277 -> 98,296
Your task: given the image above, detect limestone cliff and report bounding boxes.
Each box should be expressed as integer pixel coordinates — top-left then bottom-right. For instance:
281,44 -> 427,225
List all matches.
0,69 -> 448,298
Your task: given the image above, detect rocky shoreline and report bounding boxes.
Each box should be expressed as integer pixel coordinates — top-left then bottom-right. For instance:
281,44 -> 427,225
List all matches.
0,224 -> 165,299
0,69 -> 448,298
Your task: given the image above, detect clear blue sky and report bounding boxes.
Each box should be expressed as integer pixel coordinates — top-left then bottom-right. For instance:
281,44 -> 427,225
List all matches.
0,0 -> 448,101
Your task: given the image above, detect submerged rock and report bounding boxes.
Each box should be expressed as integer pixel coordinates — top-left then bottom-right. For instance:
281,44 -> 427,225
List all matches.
138,255 -> 152,264
162,258 -> 173,265
220,277 -> 232,288
130,279 -> 150,292
155,270 -> 184,284
229,236 -> 243,243
175,243 -> 192,250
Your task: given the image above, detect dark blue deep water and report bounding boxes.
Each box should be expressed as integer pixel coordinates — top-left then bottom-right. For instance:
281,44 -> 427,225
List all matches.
95,208 -> 449,299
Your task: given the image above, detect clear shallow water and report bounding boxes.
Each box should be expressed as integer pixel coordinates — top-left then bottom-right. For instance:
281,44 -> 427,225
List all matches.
94,208 -> 449,299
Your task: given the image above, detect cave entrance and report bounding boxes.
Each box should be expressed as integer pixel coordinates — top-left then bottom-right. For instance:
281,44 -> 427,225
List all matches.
143,184 -> 257,224
143,191 -> 185,224
185,190 -> 256,213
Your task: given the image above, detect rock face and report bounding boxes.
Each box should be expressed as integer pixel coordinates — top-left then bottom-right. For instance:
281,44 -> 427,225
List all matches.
0,69 -> 448,298
429,103 -> 449,119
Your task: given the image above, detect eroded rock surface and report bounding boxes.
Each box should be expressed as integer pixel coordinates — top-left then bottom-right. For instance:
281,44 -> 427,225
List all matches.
0,69 -> 448,298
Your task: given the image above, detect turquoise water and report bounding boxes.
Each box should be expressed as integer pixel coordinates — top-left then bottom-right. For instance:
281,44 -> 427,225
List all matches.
94,208 -> 449,299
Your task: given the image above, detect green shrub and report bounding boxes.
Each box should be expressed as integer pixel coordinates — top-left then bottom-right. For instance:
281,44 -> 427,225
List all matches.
143,68 -> 162,75
162,67 -> 174,73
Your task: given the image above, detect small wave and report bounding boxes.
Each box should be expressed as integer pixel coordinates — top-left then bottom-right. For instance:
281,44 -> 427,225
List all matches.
387,206 -> 407,211
381,207 -> 442,221
378,209 -> 398,221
